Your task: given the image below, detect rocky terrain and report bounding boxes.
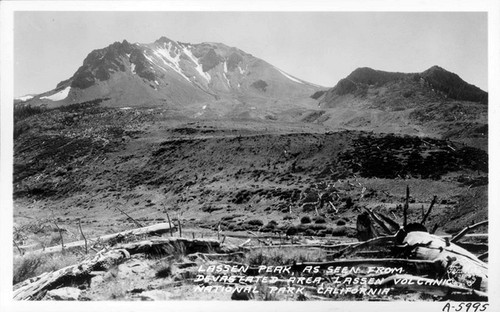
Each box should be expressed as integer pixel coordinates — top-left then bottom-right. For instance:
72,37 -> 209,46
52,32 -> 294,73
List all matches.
12,36 -> 488,301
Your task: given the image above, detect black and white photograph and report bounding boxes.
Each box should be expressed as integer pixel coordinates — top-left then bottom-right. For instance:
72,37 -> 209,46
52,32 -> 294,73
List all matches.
1,1 -> 499,311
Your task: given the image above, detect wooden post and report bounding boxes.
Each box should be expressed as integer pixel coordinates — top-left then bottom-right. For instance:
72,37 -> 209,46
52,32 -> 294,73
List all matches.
422,196 -> 437,225
165,211 -> 173,237
53,221 -> 65,253
178,219 -> 182,237
13,240 -> 24,256
403,185 -> 409,227
78,219 -> 88,254
115,206 -> 143,228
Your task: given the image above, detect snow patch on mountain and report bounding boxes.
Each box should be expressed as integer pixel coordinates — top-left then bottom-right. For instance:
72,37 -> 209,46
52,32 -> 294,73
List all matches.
16,95 -> 34,102
223,73 -> 230,86
130,63 -> 136,74
275,67 -> 303,84
182,46 -> 211,82
153,48 -> 190,82
40,87 -> 71,101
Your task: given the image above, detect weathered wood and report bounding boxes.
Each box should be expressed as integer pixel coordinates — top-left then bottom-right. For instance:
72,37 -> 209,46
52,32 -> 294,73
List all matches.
403,231 -> 488,291
356,211 -> 379,241
13,248 -> 130,300
24,222 -> 176,255
331,235 -> 395,258
421,195 -> 437,225
403,185 -> 409,227
13,237 -> 222,300
451,220 -> 488,243
115,206 -> 143,228
77,219 -> 88,254
367,209 -> 395,235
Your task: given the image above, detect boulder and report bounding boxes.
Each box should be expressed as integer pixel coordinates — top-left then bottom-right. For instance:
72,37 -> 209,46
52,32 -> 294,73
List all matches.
46,287 -> 81,300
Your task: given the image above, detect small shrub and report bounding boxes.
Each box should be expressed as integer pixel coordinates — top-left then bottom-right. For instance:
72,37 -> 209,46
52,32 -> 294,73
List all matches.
261,222 -> 276,232
300,216 -> 311,224
283,214 -> 294,220
304,228 -> 317,236
155,263 -> 173,278
313,216 -> 326,224
330,226 -> 347,236
247,219 -> 264,226
336,219 -> 346,226
308,224 -> 327,231
286,226 -> 298,236
13,254 -> 45,284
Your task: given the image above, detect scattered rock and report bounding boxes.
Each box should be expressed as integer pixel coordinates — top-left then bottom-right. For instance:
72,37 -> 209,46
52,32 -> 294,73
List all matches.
45,287 -> 81,300
139,290 -> 169,301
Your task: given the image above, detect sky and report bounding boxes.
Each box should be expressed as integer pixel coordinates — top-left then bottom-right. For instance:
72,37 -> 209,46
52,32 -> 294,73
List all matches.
14,11 -> 488,97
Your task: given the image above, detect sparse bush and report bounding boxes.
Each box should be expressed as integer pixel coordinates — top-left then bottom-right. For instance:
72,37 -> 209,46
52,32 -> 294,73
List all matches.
13,254 -> 44,284
330,226 -> 347,236
313,216 -> 326,224
247,219 -> 263,226
283,214 -> 294,220
308,224 -> 327,231
286,226 -> 298,236
300,216 -> 311,224
13,252 -> 79,285
304,228 -> 316,236
155,262 -> 173,278
261,222 -> 276,232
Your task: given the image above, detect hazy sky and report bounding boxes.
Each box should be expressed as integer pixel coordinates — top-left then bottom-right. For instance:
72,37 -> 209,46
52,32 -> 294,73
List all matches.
14,11 -> 488,97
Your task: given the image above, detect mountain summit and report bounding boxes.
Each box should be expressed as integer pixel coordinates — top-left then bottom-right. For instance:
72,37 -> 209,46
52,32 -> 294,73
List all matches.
26,37 -> 321,114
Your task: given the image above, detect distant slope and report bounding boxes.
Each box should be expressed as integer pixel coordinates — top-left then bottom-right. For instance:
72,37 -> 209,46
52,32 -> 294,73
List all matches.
302,66 -> 488,148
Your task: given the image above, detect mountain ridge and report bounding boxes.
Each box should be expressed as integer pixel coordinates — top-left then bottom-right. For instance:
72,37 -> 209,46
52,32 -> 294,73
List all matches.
23,37 -> 322,112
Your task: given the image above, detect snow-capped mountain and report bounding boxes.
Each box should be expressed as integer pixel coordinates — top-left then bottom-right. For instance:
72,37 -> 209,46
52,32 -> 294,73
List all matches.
25,37 -> 322,115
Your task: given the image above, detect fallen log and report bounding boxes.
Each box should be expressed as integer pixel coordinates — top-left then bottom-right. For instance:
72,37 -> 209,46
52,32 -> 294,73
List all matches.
401,231 -> 488,292
451,220 -> 488,243
13,237 -> 221,300
13,248 -> 130,300
22,222 -> 176,256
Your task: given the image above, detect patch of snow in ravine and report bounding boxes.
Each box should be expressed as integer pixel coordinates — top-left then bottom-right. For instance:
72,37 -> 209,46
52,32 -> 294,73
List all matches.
202,105 -> 207,110
130,63 -> 136,74
151,44 -> 191,82
126,53 -> 131,59
275,67 -> 303,84
15,95 -> 34,102
223,73 -> 230,86
182,46 -> 211,82
154,80 -> 159,85
238,66 -> 245,75
40,87 -> 71,101
224,61 -> 228,73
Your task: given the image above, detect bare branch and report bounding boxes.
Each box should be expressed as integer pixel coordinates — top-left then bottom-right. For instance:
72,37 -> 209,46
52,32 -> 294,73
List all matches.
451,220 -> 488,243
421,195 -> 437,225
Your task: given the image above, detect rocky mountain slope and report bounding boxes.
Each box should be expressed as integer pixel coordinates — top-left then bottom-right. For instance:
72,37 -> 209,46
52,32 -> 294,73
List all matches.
21,37 -> 321,119
301,66 -> 488,148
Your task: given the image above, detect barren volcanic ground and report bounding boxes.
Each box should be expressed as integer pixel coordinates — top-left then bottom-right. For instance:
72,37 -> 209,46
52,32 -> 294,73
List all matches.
14,103 -> 488,244
12,101 -> 489,301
